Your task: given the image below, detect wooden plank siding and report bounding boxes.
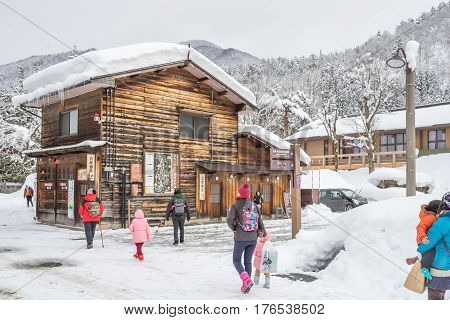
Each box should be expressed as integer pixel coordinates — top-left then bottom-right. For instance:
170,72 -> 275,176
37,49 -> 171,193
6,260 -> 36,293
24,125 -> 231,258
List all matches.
100,68 -> 239,222
41,90 -> 102,148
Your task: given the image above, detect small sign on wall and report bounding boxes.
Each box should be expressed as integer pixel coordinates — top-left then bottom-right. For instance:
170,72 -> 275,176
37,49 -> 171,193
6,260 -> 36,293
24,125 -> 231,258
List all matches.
77,169 -> 87,181
131,184 -> 139,197
67,180 -> 75,219
199,173 -> 206,200
130,163 -> 143,183
87,154 -> 95,181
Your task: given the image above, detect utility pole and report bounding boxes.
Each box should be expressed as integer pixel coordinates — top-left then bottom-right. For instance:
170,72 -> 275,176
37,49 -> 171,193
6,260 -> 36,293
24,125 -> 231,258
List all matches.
405,67 -> 416,197
291,144 -> 302,239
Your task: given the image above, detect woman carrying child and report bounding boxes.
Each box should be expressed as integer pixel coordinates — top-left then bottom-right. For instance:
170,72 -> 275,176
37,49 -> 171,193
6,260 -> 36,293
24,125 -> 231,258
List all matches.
417,192 -> 450,300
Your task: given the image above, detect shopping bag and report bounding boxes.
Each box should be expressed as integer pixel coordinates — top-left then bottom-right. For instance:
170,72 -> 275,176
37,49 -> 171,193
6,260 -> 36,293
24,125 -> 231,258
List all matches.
403,261 -> 425,294
260,241 -> 278,273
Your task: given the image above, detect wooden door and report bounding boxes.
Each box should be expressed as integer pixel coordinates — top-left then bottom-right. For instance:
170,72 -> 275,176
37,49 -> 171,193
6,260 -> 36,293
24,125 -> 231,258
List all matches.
210,183 -> 222,218
261,183 -> 272,216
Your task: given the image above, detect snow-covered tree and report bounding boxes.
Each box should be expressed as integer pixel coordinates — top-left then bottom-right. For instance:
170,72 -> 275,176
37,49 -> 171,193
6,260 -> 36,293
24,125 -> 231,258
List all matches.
0,65 -> 41,183
316,64 -> 353,171
347,59 -> 401,173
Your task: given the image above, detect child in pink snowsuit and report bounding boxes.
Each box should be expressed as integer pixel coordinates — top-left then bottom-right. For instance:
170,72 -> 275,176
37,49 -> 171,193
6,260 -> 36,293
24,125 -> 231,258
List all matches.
129,209 -> 151,261
253,230 -> 271,288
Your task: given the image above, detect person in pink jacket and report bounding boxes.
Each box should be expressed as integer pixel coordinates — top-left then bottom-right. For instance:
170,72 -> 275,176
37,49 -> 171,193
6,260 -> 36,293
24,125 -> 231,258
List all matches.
129,209 -> 152,261
253,230 -> 271,288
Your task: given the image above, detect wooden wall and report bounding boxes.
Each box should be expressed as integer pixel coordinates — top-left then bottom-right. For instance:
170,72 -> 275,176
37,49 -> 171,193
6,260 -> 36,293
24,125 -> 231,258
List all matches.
99,68 -> 239,222
238,137 -> 270,166
41,90 -> 102,148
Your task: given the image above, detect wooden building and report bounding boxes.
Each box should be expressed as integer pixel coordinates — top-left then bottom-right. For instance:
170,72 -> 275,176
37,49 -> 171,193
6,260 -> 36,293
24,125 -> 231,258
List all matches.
286,102 -> 450,170
17,43 -> 303,228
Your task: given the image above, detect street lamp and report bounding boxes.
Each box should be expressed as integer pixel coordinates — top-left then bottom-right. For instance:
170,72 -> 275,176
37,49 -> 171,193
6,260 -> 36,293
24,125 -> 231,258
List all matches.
386,46 -> 416,197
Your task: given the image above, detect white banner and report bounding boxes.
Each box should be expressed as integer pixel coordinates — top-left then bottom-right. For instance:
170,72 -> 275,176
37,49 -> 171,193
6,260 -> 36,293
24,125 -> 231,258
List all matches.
87,154 -> 95,181
67,180 -> 75,219
199,173 -> 206,200
0,300 -> 447,320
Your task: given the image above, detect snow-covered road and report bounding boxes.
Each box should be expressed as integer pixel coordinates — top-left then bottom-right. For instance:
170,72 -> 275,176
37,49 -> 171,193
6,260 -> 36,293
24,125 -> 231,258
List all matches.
0,191 -> 340,300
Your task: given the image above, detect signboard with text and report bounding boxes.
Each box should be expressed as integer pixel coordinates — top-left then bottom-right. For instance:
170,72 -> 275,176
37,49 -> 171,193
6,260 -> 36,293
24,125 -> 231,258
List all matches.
199,173 -> 206,200
67,180 -> 75,219
87,154 -> 96,181
270,149 -> 294,170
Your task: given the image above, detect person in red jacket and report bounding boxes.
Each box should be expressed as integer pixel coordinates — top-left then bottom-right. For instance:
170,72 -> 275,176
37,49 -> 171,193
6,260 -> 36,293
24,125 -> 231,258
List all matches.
79,188 -> 104,249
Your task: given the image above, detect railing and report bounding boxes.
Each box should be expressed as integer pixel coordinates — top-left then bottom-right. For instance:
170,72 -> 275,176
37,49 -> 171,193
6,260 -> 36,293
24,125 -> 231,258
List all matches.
309,151 -> 407,170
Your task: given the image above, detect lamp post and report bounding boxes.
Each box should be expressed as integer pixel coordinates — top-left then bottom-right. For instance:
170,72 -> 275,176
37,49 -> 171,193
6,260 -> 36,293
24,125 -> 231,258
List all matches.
386,47 -> 416,197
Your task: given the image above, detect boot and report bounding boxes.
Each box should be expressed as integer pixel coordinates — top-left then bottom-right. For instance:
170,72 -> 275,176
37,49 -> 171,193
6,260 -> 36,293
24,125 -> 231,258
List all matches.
263,277 -> 271,289
133,253 -> 139,259
138,254 -> 144,262
240,272 -> 253,293
254,276 -> 260,285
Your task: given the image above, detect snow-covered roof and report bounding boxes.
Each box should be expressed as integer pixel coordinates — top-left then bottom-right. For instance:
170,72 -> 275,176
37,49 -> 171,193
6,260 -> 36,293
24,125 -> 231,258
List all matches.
239,124 -> 311,165
12,42 -> 256,108
286,103 -> 450,141
24,140 -> 107,156
239,124 -> 290,150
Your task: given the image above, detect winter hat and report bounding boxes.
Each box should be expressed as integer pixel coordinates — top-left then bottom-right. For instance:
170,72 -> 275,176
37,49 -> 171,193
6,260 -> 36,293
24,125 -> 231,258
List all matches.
426,200 -> 442,214
237,183 -> 251,199
86,188 -> 94,195
134,209 -> 145,219
174,188 -> 182,195
441,192 -> 450,211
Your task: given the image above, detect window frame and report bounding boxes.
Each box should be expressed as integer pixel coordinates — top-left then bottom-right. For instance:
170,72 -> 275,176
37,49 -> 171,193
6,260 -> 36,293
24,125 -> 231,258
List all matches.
428,129 -> 446,150
380,132 -> 406,152
59,109 -> 78,137
179,112 -> 210,141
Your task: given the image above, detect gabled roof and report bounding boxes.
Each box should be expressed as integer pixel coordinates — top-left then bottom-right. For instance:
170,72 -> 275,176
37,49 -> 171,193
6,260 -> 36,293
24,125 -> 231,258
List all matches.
13,42 -> 257,110
286,103 -> 450,141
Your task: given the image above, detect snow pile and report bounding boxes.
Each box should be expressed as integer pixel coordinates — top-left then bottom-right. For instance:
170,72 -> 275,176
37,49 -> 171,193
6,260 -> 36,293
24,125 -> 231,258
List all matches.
301,169 -> 354,190
12,42 -> 256,107
279,195 -> 433,299
367,167 -> 434,189
239,124 -> 290,149
286,103 -> 450,140
405,41 -> 420,72
416,153 -> 450,195
24,140 -> 107,154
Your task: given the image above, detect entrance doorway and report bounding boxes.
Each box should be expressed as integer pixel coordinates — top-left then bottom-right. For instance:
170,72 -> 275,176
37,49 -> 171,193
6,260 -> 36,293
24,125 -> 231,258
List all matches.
210,183 -> 222,218
261,183 -> 273,216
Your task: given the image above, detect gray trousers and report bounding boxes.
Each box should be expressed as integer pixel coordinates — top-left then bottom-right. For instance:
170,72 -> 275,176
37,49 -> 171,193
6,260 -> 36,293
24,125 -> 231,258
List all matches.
172,216 -> 185,243
83,222 -> 98,245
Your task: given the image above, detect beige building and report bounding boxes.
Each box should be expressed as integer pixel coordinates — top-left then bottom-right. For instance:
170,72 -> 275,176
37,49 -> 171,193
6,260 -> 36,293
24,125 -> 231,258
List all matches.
286,103 -> 450,170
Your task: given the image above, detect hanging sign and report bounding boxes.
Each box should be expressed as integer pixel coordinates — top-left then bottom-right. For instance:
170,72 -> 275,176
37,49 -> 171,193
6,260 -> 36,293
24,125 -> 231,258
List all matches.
87,154 -> 96,181
67,180 -> 75,219
77,169 -> 87,181
199,173 -> 206,200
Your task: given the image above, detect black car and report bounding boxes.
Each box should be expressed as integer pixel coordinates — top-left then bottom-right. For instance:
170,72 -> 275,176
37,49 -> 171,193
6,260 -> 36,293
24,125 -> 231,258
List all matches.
319,188 -> 368,212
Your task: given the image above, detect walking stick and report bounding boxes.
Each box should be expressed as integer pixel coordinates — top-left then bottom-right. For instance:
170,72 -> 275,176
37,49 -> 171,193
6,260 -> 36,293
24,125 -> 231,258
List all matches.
99,220 -> 104,248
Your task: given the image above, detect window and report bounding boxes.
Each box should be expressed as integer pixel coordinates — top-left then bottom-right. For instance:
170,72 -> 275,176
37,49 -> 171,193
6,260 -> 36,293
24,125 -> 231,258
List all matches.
144,152 -> 178,194
381,133 -> 405,152
339,139 -> 364,155
179,113 -> 209,140
428,129 -> 446,150
324,140 -> 329,155
59,109 -> 78,136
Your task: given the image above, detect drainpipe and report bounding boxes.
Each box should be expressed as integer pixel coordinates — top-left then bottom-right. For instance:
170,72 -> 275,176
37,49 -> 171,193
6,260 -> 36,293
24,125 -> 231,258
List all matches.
121,167 -> 126,228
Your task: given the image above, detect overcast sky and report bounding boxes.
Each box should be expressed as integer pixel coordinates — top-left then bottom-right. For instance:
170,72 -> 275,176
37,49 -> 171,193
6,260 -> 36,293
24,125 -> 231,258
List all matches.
0,0 -> 444,65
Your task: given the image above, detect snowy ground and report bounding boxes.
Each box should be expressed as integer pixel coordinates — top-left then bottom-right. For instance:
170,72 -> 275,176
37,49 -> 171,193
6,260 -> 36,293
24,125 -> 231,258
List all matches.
2,153 -> 448,300
0,190 -> 342,300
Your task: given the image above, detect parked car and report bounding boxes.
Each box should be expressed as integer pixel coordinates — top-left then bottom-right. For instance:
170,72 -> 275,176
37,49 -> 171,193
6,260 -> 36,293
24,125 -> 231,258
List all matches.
319,188 -> 368,212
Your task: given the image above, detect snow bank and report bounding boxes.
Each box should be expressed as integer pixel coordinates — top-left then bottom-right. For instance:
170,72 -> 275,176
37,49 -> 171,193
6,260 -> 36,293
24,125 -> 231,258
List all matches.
279,195 -> 433,299
416,153 -> 450,195
405,40 -> 420,72
367,167 -> 434,189
286,103 -> 450,140
13,42 -> 256,107
301,169 -> 354,190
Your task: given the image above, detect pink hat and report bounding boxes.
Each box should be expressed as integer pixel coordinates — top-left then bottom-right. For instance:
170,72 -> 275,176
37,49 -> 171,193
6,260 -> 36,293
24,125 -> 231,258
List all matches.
237,183 -> 251,199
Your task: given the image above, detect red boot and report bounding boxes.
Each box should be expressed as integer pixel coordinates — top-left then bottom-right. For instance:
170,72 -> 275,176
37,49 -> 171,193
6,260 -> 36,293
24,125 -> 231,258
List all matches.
138,254 -> 144,262
240,272 -> 253,293
133,253 -> 139,259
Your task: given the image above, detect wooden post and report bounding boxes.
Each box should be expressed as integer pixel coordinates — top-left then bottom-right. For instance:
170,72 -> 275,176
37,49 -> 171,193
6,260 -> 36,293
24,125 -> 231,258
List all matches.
127,199 -> 131,227
291,144 -> 302,239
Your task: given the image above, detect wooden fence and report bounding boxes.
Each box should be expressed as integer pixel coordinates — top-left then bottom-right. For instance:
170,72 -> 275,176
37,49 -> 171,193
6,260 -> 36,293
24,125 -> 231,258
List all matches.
309,151 -> 407,170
